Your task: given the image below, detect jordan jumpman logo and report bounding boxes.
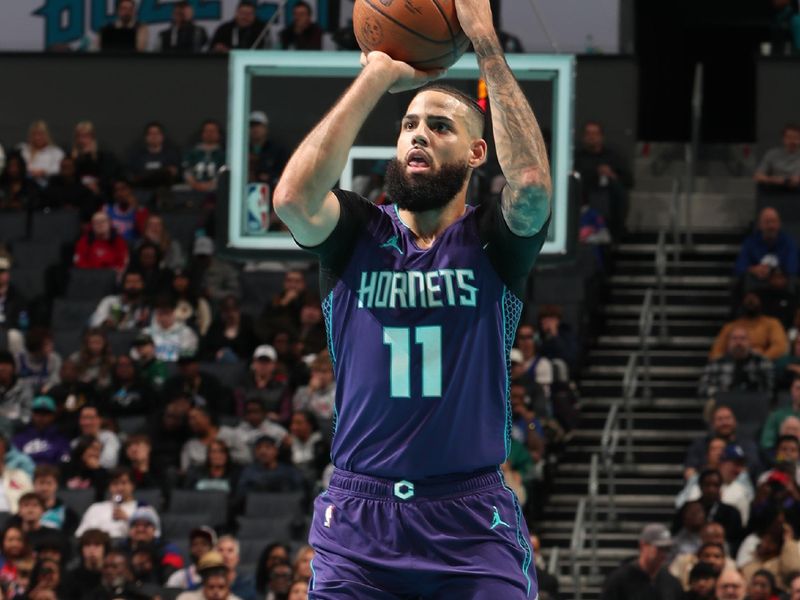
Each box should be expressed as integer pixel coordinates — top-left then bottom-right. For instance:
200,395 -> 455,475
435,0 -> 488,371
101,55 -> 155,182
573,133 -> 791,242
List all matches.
490,506 -> 510,529
380,235 -> 404,255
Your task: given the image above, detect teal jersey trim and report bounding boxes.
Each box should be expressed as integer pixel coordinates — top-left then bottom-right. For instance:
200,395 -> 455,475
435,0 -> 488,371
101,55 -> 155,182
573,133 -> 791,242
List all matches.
309,558 -> 316,591
498,468 -> 534,596
322,291 -> 339,438
502,287 -> 524,459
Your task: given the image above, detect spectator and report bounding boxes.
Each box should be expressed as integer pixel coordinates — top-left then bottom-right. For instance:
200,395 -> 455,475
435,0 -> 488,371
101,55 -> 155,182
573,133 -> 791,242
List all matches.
210,1 -> 266,52
70,328 -> 115,390
176,551 -> 241,600
63,528 -> 110,599
249,110 -> 288,189
515,323 -> 554,399
536,304 -> 580,376
776,334 -> 800,389
144,296 -> 199,362
163,353 -> 230,415
131,241 -> 172,298
763,377 -> 800,450
184,438 -> 240,493
600,523 -> 683,599
201,295 -> 258,362
42,155 -> 101,217
296,296 -> 327,355
287,410 -> 328,483
711,293 -> 789,361
254,543 -> 290,597
8,327 -> 61,395
754,124 -> 800,191
0,350 -> 34,424
127,122 -> 182,189
747,569 -> 778,600
105,179 -> 149,242
74,211 -> 129,273
71,121 -> 119,196
149,397 -> 192,472
0,253 -> 27,330
47,357 -> 97,427
0,152 -> 39,211
12,396 -> 70,466
292,351 -> 335,429
670,525 -> 735,591
236,434 -> 304,497
33,464 -> 79,533
121,505 -> 184,584
698,325 -> 774,400
180,406 -> 250,472
85,548 -> 151,599
13,492 -> 69,559
121,433 -> 162,491
573,120 -> 633,238
670,500 -> 707,557
166,526 -> 217,590
189,237 -> 241,306
696,469 -> 744,551
172,269 -> 213,336
89,270 -> 151,331
758,434 -> 800,487
61,435 -> 109,498
0,435 -> 33,513
99,0 -> 149,52
236,345 -> 289,424
75,467 -> 141,539
740,524 -> 800,591
263,561 -> 293,600
257,270 -> 307,338
129,541 -> 163,593
159,1 -> 208,53
0,524 -> 32,593
292,545 -> 314,582
677,443 -> 753,524
184,119 -> 226,194
130,333 -> 168,390
17,120 -> 64,187
138,214 -> 186,271
789,573 -> 800,599
216,535 -> 258,600
73,404 -> 120,469
105,353 -> 157,417
25,556 -> 64,599
684,405 -> 763,479
509,381 -> 548,466
280,1 -> 323,50
232,396 -> 288,452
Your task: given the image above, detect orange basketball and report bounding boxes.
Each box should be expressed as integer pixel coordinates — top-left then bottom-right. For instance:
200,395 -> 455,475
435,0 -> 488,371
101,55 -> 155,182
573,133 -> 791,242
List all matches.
352,0 -> 469,71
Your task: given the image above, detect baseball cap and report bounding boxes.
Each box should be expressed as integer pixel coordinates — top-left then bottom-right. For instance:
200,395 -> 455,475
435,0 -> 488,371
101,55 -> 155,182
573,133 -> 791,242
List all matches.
197,550 -> 225,572
129,506 -> 161,534
720,443 -> 746,463
190,526 -> 218,546
249,110 -> 269,126
639,523 -> 673,548
193,236 -> 214,256
253,345 -> 277,362
31,396 -> 56,413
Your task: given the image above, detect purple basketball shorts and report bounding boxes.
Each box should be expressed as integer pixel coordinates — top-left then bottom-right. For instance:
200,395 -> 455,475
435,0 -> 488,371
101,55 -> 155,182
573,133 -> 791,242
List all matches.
307,467 -> 538,599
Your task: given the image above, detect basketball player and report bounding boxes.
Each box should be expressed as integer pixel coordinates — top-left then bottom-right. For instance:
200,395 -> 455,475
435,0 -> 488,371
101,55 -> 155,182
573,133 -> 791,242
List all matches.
273,0 -> 551,597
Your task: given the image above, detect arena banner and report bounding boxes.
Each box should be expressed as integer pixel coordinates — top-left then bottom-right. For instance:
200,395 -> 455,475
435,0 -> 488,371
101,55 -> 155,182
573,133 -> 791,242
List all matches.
0,0 -> 618,53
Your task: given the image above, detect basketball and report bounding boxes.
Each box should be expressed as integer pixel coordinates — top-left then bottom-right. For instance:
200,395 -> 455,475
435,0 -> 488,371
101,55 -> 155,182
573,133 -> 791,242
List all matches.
352,0 -> 469,71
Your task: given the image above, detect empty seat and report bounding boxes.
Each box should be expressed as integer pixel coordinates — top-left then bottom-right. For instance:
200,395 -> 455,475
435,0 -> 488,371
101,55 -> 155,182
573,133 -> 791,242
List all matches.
107,330 -> 138,356
238,539 -> 268,567
236,515 -> 293,541
52,298 -> 96,330
116,415 -> 148,435
0,212 -> 28,244
715,391 -> 770,442
161,213 -> 202,252
134,488 -> 164,511
240,271 -> 286,308
162,512 -> 213,540
168,489 -> 229,527
9,268 -> 45,300
31,210 -> 80,243
59,488 -> 95,516
245,491 -> 304,518
198,362 -> 243,390
10,241 -> 62,270
53,328 -> 83,356
66,269 -> 118,300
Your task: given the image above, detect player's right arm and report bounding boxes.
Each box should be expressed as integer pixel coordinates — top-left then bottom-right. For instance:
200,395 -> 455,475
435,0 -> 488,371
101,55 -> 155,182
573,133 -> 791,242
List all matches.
273,53 -> 443,247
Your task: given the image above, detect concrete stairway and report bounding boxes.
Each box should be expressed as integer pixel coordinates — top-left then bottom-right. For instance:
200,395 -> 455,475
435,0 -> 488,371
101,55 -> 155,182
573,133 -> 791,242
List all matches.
536,231 -> 744,599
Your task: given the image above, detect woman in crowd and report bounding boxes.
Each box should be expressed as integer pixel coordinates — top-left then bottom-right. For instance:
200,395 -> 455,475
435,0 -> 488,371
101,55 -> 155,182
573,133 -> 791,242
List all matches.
171,269 -> 212,336
61,436 -> 108,500
70,121 -> 118,196
121,434 -> 162,491
0,525 -> 32,592
183,438 -> 240,494
255,543 -> 291,597
746,568 -> 780,600
24,556 -> 63,599
179,406 -> 249,472
69,328 -> 114,391
137,214 -> 185,271
292,545 -> 314,582
200,295 -> 257,363
130,241 -> 172,299
73,211 -> 128,273
0,153 -> 39,211
18,121 -> 64,188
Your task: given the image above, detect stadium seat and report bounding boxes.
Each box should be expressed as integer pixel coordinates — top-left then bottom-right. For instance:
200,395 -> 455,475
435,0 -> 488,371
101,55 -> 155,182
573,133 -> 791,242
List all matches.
167,489 -> 229,528
715,391 -> 770,442
52,298 -> 96,330
116,415 -> 147,435
240,271 -> 286,308
0,512 -> 10,531
10,268 -> 45,300
53,328 -> 83,356
134,488 -> 164,511
0,212 -> 28,244
198,362 -> 243,390
59,488 -> 95,516
236,515 -> 293,541
244,491 -> 304,518
31,210 -> 80,243
65,269 -> 118,300
107,330 -> 138,356
162,512 -> 213,540
238,539 -> 267,567
160,213 -> 203,252
10,241 -> 62,270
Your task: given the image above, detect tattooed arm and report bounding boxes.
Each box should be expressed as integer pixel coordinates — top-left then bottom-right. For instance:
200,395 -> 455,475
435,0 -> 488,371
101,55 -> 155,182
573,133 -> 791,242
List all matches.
456,1 -> 552,236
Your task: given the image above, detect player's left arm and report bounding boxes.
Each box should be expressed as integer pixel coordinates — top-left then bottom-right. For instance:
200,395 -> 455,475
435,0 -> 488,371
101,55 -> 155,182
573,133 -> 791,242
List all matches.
456,0 -> 552,236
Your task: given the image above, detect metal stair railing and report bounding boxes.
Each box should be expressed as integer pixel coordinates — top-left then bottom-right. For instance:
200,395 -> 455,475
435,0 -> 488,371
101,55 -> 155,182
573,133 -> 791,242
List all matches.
570,454 -> 599,600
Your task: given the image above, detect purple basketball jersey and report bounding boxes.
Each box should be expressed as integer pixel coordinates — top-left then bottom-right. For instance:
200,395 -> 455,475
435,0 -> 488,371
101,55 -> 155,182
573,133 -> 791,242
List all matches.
308,191 -> 548,480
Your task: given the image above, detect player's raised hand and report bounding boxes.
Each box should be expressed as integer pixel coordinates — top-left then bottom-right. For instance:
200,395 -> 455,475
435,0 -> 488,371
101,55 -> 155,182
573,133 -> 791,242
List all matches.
454,0 -> 496,42
360,51 -> 445,94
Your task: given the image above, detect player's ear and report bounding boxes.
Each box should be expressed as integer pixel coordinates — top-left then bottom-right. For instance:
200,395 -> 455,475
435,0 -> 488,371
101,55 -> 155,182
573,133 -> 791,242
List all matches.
468,139 -> 488,168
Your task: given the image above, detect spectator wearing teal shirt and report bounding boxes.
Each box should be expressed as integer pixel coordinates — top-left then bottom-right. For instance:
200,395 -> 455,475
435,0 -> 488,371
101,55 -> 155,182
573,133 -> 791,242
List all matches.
761,377 -> 800,450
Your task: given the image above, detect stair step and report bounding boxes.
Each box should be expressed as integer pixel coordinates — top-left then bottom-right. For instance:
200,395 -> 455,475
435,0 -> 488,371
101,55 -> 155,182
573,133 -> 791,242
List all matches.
603,319 -> 721,336
601,304 -> 728,316
609,274 -> 733,287
581,365 -> 704,377
558,463 -> 684,476
570,428 -> 698,441
615,242 -> 740,255
596,335 -> 713,348
579,396 -> 704,410
548,493 -> 677,507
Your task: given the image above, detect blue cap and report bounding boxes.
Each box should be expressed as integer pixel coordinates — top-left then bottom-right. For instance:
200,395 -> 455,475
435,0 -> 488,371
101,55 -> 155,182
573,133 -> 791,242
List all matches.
31,396 -> 56,413
721,443 -> 745,463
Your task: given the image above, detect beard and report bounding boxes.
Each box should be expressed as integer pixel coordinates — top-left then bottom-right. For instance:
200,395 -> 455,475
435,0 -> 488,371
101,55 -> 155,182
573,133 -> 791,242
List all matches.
384,158 -> 469,213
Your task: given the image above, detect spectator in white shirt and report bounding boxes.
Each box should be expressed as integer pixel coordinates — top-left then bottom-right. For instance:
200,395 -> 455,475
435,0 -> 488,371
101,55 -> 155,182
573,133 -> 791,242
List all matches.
72,404 -> 120,470
145,295 -> 198,362
17,120 -> 64,187
232,397 -> 288,456
75,467 -> 140,540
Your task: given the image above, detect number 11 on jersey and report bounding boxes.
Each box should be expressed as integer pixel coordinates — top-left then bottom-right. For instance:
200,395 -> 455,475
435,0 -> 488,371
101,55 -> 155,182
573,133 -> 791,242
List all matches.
383,326 -> 442,398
